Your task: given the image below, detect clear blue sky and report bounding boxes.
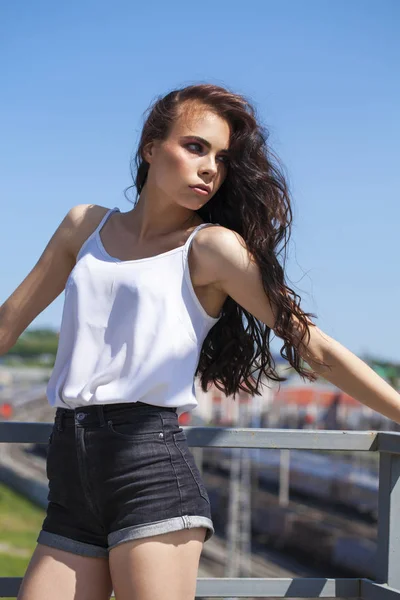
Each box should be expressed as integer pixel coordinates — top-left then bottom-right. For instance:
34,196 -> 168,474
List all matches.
1,0 -> 399,361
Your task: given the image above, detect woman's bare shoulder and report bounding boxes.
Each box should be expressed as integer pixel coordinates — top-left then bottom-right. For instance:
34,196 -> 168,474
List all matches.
67,203 -> 111,259
0,204 -> 112,352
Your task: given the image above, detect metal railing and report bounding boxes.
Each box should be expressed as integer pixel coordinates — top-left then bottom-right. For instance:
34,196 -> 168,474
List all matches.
1,422 -> 400,598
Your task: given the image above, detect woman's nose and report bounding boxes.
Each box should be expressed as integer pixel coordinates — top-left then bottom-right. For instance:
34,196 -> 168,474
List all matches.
200,156 -> 218,176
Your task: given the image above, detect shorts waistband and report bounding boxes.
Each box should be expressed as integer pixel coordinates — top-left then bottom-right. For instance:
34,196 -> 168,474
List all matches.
54,402 -> 178,430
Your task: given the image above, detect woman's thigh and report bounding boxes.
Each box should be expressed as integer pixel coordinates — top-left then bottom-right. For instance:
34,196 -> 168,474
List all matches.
108,527 -> 207,600
17,543 -> 113,600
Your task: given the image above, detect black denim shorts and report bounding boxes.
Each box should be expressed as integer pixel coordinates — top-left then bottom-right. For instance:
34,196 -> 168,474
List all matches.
37,402 -> 214,557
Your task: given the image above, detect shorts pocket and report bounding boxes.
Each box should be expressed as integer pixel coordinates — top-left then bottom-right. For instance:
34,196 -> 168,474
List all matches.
107,419 -> 165,442
173,430 -> 210,504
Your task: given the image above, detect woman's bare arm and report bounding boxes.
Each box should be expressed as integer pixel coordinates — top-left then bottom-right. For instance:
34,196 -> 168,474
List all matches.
197,226 -> 400,424
296,327 -> 400,423
0,203 -> 106,354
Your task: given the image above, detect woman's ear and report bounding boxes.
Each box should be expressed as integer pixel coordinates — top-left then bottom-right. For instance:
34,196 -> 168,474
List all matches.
142,141 -> 155,164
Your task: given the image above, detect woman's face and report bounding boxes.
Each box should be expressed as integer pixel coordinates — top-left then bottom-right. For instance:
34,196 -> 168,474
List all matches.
143,103 -> 231,210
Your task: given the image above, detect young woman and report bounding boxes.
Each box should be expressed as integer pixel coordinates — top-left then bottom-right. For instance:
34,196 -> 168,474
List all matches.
1,83 -> 399,600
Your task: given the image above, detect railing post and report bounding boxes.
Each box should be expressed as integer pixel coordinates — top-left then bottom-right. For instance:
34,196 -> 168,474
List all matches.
376,451 -> 400,589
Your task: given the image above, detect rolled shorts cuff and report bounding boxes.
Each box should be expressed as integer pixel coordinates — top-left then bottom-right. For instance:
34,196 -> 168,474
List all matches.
108,515 -> 215,550
37,530 -> 108,558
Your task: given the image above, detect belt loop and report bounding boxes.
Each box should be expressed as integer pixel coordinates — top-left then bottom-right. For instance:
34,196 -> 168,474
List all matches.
56,410 -> 64,431
96,405 -> 106,427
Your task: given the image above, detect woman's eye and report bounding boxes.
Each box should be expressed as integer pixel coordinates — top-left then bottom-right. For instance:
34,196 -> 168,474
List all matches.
185,143 -> 229,165
186,143 -> 203,152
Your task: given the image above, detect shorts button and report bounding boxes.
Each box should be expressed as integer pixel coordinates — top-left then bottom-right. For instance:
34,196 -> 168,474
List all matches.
76,412 -> 86,421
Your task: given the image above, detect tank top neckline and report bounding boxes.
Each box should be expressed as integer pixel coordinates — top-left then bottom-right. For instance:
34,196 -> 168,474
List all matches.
95,207 -> 214,266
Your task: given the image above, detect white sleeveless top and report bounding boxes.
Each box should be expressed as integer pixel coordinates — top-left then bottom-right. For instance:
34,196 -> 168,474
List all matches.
46,207 -> 222,415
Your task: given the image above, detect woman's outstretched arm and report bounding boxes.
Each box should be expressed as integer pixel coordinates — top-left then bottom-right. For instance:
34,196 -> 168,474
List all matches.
293,325 -> 400,424
196,225 -> 400,424
0,204 -> 104,355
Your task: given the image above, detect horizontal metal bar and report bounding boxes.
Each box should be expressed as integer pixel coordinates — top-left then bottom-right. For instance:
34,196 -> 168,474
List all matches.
0,421 -> 52,444
195,577 -> 361,597
0,577 -> 362,598
0,422 -> 391,451
185,427 -> 381,451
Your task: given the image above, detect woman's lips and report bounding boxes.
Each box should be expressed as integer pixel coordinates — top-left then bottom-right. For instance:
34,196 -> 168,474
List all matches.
190,186 -> 209,196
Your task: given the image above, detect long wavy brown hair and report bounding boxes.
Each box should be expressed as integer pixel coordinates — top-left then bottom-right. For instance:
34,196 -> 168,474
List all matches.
124,83 -> 327,398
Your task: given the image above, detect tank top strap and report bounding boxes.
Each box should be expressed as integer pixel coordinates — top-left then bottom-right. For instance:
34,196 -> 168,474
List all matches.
96,206 -> 120,233
182,222 -> 219,263
76,206 -> 120,262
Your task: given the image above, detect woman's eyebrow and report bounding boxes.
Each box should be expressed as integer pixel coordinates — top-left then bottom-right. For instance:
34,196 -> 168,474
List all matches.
181,135 -> 229,153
